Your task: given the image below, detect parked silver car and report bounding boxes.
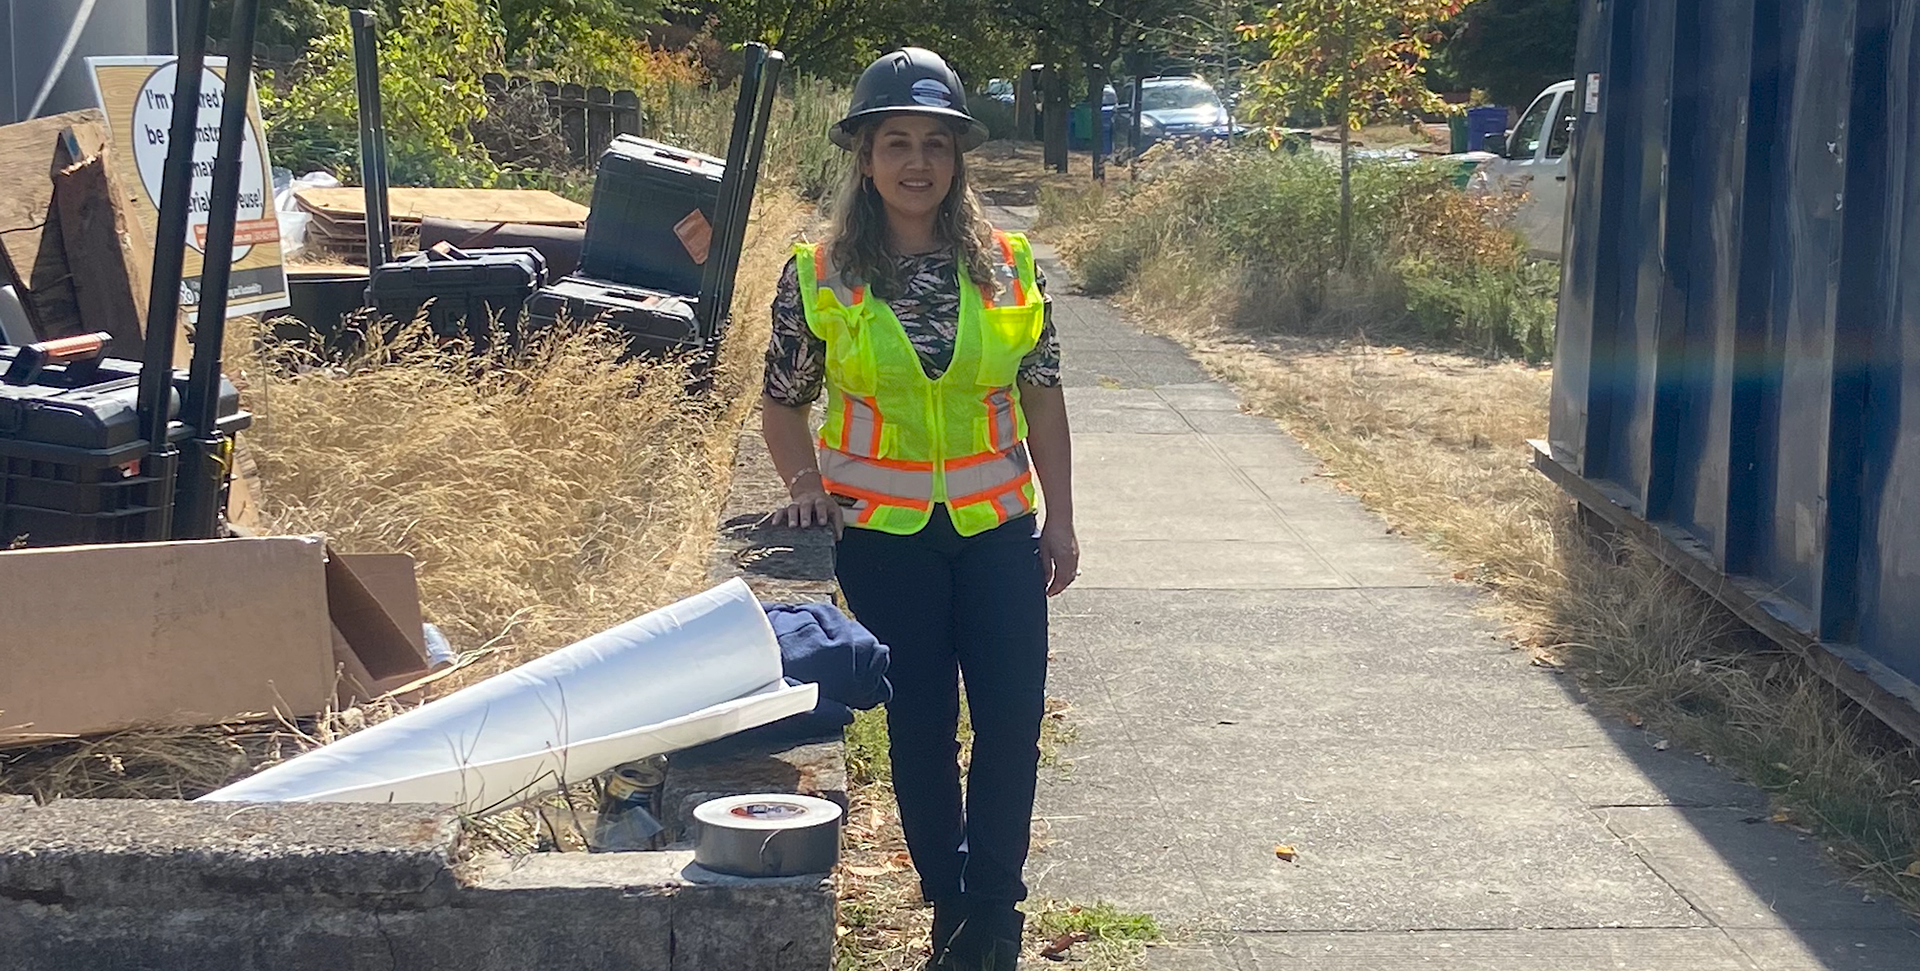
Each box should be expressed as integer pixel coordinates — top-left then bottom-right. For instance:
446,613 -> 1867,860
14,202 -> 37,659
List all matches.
1116,76 -> 1242,147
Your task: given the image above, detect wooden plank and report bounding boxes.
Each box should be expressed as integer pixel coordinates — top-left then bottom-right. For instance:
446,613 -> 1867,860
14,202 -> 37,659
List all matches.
1530,441 -> 1920,746
293,187 -> 589,227
54,149 -> 152,357
0,110 -> 127,341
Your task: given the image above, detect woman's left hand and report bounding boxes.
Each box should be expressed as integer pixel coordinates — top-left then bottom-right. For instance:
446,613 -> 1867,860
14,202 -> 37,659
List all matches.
1040,518 -> 1080,597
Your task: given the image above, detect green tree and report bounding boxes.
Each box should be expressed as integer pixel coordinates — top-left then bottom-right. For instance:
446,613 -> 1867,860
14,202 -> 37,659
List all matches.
264,0 -> 505,185
1434,0 -> 1577,108
1238,0 -> 1472,261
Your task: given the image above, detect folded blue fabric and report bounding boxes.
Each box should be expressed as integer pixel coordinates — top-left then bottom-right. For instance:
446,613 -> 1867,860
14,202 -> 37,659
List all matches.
763,601 -> 893,709
744,602 -> 892,744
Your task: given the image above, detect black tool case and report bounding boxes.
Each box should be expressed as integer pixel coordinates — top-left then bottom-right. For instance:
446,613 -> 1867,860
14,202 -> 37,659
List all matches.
527,276 -> 702,357
365,245 -> 548,348
0,343 -> 251,547
578,137 -> 726,296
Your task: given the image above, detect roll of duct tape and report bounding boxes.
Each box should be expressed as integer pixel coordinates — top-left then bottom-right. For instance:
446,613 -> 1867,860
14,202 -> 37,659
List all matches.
693,794 -> 843,878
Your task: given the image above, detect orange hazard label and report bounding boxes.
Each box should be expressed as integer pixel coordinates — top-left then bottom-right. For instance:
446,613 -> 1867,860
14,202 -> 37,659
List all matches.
193,218 -> 282,248
674,209 -> 713,265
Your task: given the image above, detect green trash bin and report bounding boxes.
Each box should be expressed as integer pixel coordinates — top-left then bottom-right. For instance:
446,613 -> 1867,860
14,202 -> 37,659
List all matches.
1448,114 -> 1469,154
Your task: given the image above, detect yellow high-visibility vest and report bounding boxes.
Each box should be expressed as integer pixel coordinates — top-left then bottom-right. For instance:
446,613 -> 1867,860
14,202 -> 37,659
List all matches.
795,232 -> 1044,537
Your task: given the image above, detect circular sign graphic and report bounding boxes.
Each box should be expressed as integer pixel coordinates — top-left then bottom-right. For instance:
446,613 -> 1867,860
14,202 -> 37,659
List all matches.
129,62 -> 267,262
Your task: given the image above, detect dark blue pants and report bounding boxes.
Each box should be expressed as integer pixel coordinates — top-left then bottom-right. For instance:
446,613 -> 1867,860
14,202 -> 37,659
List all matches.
835,507 -> 1049,905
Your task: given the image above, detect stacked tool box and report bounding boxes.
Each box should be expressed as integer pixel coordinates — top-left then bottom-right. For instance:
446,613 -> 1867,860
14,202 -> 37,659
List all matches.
366,244 -> 548,352
0,0 -> 265,546
0,339 -> 250,546
530,45 -> 785,367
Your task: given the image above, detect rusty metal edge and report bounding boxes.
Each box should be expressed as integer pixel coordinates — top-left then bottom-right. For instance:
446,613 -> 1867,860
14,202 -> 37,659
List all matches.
1529,439 -> 1920,747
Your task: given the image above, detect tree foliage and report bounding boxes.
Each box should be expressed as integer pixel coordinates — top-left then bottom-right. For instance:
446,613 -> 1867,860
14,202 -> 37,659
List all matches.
263,0 -> 504,185
1237,0 -> 1468,131
700,0 -> 1023,81
1434,0 -> 1577,107
1237,0 -> 1473,261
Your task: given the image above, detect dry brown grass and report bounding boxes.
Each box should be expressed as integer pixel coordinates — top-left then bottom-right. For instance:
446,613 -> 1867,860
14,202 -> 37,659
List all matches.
1086,260 -> 1920,912
0,192 -> 810,804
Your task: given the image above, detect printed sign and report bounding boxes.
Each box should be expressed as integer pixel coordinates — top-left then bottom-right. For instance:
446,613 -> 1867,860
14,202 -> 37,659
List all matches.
1585,73 -> 1602,113
88,56 -> 288,322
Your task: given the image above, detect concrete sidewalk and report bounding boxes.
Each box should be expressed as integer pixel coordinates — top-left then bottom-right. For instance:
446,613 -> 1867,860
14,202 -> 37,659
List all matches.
997,209 -> 1920,970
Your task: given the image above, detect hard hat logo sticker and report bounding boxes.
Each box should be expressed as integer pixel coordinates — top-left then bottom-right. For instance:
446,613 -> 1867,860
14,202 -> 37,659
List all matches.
911,79 -> 954,108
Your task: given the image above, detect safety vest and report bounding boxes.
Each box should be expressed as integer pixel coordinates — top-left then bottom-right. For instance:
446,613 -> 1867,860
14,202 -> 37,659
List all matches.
795,232 -> 1045,537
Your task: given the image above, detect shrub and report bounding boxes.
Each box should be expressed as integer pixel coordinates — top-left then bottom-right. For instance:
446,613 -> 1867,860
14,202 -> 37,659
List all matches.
1054,145 -> 1556,358
264,0 -> 503,186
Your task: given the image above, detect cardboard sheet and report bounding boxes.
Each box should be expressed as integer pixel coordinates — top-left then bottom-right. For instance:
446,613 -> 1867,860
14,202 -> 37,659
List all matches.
0,537 -> 432,745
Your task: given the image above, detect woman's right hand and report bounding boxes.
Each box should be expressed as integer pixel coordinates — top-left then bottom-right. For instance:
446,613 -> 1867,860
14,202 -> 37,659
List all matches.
777,485 -> 844,539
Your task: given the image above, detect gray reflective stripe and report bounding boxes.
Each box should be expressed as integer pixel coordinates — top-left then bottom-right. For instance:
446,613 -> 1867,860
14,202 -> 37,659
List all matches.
841,395 -> 883,458
820,450 -> 935,498
997,483 -> 1035,519
984,388 -> 1018,451
945,442 -> 1032,501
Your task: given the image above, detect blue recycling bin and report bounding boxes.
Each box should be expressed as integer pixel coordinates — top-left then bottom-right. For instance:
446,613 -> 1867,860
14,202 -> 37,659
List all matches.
1466,106 -> 1509,153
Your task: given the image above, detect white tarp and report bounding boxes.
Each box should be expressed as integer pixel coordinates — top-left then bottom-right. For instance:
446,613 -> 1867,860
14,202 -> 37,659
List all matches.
199,578 -> 815,813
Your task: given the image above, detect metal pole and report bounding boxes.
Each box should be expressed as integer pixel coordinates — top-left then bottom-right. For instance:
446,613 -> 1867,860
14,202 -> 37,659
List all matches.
351,8 -> 391,268
709,50 -> 783,338
134,0 -> 211,540
696,43 -> 766,340
174,0 -> 258,539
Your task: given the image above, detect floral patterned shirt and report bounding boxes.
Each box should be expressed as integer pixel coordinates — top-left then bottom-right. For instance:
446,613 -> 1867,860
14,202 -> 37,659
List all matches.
763,250 -> 1063,407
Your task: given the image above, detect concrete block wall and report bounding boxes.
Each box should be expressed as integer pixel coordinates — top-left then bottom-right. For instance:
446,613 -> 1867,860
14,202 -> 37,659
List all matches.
0,799 -> 834,971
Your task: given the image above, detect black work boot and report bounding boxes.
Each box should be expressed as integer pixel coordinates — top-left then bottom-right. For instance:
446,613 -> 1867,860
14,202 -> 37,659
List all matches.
939,902 -> 1024,971
927,896 -> 971,969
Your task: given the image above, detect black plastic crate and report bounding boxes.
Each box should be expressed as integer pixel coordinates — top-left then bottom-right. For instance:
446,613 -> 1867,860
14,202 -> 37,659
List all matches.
529,275 -> 705,357
366,245 -> 547,349
0,348 -> 251,547
579,138 -> 724,296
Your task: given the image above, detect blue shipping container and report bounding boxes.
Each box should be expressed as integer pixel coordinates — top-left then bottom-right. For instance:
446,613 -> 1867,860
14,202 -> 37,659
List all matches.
1538,0 -> 1920,740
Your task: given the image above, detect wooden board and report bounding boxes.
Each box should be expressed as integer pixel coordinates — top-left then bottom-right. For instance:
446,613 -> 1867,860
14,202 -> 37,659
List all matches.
295,187 -> 589,227
55,150 -> 152,356
0,111 -> 117,338
0,109 -> 171,344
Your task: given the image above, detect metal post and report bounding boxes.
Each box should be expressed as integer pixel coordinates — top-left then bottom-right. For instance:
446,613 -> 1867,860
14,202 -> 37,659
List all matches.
1088,63 -> 1106,183
174,0 -> 258,539
134,0 -> 212,541
697,43 -> 767,340
351,9 -> 391,268
709,50 -> 784,336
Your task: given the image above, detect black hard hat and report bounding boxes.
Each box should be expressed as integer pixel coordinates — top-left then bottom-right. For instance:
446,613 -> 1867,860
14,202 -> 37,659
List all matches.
832,48 -> 989,152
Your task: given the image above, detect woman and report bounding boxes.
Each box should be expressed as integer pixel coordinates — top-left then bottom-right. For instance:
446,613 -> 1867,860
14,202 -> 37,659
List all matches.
761,47 -> 1078,971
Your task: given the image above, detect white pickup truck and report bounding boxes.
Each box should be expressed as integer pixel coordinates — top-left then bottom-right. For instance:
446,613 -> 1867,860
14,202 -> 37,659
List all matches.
1469,79 -> 1578,260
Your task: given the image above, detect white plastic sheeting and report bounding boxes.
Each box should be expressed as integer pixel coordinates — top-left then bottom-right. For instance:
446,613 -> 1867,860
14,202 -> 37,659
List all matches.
199,578 -> 815,814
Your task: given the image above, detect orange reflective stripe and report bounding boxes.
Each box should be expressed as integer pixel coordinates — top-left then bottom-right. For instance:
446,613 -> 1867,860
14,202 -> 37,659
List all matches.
814,247 -> 829,282
837,398 -> 855,452
865,397 -> 883,456
854,453 -> 935,472
948,469 -> 1033,507
996,233 -> 1027,306
823,477 -> 933,510
946,447 -> 1014,471
988,495 -> 1011,520
856,502 -> 881,524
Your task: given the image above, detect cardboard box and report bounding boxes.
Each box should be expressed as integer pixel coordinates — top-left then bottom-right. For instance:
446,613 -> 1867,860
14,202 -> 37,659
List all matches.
0,536 -> 433,745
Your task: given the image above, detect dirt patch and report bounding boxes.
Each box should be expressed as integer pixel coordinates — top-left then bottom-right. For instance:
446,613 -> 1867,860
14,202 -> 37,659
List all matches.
969,141 -> 1110,207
